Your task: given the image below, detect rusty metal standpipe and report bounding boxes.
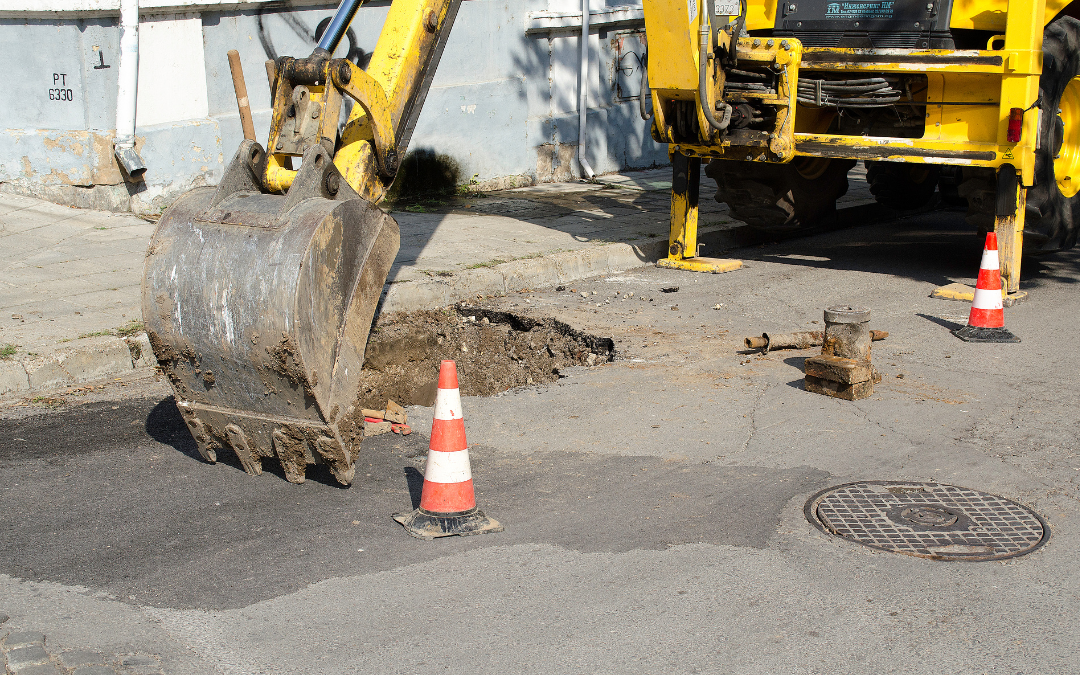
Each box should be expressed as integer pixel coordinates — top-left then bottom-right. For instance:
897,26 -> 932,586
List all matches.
821,306 -> 872,360
803,306 -> 882,401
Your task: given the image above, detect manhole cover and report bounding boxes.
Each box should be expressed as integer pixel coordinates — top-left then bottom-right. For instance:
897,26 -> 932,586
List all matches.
805,481 -> 1048,561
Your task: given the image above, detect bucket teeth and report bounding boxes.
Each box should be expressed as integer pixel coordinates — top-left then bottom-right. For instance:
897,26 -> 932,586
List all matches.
186,416 -> 218,463
225,423 -> 263,476
315,435 -> 355,485
272,428 -> 308,484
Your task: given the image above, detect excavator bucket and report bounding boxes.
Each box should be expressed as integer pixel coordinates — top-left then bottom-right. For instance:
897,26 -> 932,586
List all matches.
142,140 -> 399,485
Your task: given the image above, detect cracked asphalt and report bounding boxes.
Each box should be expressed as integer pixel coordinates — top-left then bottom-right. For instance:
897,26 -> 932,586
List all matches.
2,207 -> 1079,673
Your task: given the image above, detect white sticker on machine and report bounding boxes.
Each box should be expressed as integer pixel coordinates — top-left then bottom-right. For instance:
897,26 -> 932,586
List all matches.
688,0 -> 698,22
715,0 -> 740,15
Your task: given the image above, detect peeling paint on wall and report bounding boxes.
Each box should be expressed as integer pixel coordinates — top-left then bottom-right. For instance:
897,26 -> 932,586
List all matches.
1,0 -> 665,213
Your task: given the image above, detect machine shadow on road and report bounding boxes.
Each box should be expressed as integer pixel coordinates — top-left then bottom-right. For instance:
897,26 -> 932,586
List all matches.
753,209 -> 1080,293
145,397 -> 200,461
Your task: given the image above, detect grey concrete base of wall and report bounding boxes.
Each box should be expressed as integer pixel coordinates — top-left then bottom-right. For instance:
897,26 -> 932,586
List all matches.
1,173 -> 217,217
0,333 -> 158,399
0,180 -> 137,213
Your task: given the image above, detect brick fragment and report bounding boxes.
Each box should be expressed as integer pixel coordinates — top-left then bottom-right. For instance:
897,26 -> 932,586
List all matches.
803,355 -> 873,384
384,399 -> 407,424
804,375 -> 875,401
364,420 -> 392,437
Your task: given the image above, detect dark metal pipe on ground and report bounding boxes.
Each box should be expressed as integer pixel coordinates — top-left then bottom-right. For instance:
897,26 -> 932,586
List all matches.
745,330 -> 888,352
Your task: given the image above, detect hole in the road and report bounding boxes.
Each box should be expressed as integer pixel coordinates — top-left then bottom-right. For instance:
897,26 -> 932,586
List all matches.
359,304 -> 614,407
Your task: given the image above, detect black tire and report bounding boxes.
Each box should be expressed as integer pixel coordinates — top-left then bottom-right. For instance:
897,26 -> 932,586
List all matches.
1026,16 -> 1080,251
866,161 -> 939,210
705,157 -> 856,234
961,17 -> 1080,252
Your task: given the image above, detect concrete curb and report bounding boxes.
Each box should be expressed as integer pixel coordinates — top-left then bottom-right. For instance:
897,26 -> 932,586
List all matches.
0,333 -> 158,399
381,238 -> 670,312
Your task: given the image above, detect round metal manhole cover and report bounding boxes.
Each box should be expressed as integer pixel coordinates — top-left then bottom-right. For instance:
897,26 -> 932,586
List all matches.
805,481 -> 1048,561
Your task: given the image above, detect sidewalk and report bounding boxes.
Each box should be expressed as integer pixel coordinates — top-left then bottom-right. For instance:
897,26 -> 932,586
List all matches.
0,165 -> 875,398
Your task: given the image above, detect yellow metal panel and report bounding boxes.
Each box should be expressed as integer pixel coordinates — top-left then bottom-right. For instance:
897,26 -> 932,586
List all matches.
641,0 -> 699,91
951,0 -> 1070,30
744,0 -> 778,31
937,74 -> 1001,145
950,0 -> 1008,31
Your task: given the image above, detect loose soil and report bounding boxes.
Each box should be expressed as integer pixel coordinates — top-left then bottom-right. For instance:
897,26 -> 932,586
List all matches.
358,304 -> 614,408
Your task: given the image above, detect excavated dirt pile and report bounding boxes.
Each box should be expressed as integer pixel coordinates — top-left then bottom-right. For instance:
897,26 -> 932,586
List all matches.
358,304 -> 614,407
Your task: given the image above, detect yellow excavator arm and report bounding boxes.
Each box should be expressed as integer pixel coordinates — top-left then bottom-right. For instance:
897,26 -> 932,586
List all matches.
262,0 -> 462,202
141,0 -> 462,485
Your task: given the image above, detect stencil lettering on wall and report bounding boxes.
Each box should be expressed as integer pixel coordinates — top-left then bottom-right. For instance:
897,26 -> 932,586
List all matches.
49,73 -> 73,102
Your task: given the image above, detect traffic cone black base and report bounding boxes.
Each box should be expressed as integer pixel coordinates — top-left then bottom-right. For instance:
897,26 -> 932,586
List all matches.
393,507 -> 503,541
953,325 -> 1021,343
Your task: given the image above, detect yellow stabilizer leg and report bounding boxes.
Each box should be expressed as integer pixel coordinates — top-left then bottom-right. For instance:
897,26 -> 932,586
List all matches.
657,152 -> 742,274
931,166 -> 1028,307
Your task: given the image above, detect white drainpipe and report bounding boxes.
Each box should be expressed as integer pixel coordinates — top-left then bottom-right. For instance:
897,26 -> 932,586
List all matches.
114,0 -> 146,178
577,0 -> 595,179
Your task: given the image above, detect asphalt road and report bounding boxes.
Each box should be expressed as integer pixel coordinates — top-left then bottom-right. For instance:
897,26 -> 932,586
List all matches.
2,206 -> 1079,674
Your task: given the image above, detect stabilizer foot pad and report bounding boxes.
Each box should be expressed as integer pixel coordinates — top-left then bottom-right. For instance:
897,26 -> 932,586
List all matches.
656,257 -> 742,273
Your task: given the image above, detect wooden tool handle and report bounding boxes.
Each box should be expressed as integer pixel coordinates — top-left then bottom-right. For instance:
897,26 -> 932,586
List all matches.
227,50 -> 256,141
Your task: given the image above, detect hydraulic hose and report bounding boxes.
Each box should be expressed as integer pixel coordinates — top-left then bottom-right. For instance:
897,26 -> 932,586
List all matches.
699,20 -> 732,134
726,0 -> 747,68
317,0 -> 364,54
639,52 -> 653,121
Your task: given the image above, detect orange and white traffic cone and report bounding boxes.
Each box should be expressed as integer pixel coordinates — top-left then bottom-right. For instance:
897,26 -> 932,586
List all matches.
953,232 -> 1020,343
393,360 -> 503,539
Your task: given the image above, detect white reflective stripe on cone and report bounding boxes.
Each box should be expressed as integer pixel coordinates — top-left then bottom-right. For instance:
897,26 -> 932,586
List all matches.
424,448 -> 472,483
980,248 -> 1000,271
434,386 -> 463,420
972,286 -> 1004,310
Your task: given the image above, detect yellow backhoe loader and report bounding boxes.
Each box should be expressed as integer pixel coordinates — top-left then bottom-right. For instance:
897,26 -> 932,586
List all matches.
646,0 -> 1080,302
143,0 -> 1080,483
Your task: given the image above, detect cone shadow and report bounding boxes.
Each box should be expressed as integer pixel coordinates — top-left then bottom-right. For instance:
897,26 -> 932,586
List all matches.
917,312 -> 965,332
404,466 -> 424,509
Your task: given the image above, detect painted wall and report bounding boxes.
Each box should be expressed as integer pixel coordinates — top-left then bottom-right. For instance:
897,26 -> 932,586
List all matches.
0,0 -> 666,213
